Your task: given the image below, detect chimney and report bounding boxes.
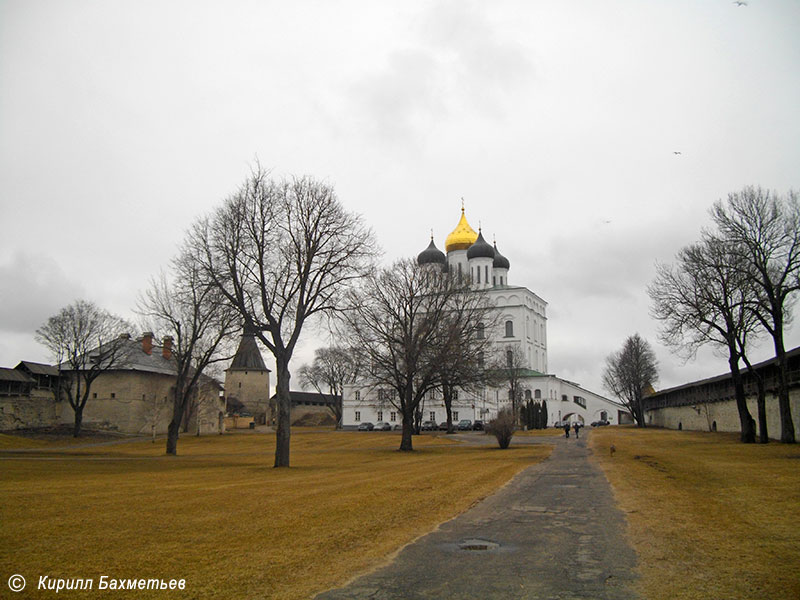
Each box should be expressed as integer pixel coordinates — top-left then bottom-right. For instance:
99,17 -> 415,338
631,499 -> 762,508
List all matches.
162,336 -> 173,360
142,332 -> 154,355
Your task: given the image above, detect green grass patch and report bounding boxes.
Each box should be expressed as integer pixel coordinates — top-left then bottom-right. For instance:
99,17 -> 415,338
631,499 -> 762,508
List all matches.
1,430 -> 551,599
590,427 -> 800,600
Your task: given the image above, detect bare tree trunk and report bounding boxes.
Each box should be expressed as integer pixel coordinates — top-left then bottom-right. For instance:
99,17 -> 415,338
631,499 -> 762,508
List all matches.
73,406 -> 83,438
743,354 -> 769,444
400,409 -> 414,451
773,338 -> 796,443
274,358 -> 292,468
729,357 -> 756,443
756,382 -> 768,444
443,387 -> 454,433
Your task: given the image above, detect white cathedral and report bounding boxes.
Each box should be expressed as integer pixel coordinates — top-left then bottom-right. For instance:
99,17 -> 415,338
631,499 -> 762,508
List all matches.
341,206 -> 627,429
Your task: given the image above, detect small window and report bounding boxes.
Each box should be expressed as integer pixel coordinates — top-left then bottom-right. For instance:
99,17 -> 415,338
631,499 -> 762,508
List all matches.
562,394 -> 568,402
505,320 -> 514,337
477,351 -> 484,369
485,265 -> 488,282
477,323 -> 485,339
525,389 -> 532,400
355,390 -> 361,401
477,267 -> 481,283
506,350 -> 513,368
142,394 -> 146,401
453,411 -> 459,420
453,390 -> 459,401
535,389 -> 541,399
377,410 -> 383,421
430,411 -> 436,421
390,412 -> 396,422
493,276 -> 496,285
111,392 -> 116,399
355,411 -> 361,421
238,382 -> 241,388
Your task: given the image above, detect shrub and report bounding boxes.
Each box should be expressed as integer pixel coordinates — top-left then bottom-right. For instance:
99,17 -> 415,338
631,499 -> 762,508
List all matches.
487,408 -> 516,449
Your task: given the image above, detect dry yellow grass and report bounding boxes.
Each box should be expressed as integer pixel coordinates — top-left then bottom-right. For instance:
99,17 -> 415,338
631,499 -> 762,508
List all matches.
590,427 -> 800,600
0,430 -> 550,599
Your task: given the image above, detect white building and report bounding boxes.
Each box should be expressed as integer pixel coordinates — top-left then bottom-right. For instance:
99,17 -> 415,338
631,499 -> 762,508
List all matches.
342,206 -> 627,428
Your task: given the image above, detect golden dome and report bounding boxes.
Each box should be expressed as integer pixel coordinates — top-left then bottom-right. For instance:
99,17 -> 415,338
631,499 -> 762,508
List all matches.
445,207 -> 478,252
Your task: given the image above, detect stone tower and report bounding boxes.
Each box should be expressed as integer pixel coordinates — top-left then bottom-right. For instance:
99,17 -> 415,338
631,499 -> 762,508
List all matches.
225,325 -> 271,424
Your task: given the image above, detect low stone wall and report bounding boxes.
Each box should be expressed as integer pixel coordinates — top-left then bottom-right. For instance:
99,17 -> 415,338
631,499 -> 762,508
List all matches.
647,388 -> 800,439
0,393 -> 60,430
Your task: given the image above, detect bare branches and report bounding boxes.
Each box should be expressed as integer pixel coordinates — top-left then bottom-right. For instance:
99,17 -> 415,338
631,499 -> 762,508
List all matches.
298,346 -> 360,428
35,300 -> 132,436
602,334 -> 657,427
710,187 -> 799,442
341,259 -> 492,450
187,167 -> 377,466
137,247 -> 239,455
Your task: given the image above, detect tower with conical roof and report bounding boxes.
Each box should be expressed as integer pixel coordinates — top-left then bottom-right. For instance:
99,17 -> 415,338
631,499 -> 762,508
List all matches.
224,325 -> 271,424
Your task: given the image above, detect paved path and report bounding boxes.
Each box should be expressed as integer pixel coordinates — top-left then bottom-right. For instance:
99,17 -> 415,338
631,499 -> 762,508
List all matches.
317,431 -> 639,600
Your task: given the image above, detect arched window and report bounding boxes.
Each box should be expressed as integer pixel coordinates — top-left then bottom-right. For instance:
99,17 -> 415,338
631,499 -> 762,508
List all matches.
524,389 -> 531,400
506,349 -> 513,368
535,389 -> 541,399
477,351 -> 484,369
477,323 -> 485,339
505,320 -> 514,337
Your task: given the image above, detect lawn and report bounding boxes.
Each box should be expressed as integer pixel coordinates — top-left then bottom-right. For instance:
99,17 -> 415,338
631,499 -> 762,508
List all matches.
0,429 -> 550,599
590,427 -> 800,600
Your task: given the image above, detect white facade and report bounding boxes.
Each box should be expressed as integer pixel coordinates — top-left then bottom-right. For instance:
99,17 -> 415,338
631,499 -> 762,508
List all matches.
343,375 -> 623,427
342,207 -> 625,428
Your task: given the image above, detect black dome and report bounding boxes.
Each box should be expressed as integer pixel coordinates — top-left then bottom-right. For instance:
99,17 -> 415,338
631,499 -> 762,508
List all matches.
417,239 -> 446,266
493,242 -> 510,269
466,231 -> 495,260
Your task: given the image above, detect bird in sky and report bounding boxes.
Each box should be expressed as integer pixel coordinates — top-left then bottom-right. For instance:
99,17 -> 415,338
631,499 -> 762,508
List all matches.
673,151 -> 682,155
733,1 -> 747,6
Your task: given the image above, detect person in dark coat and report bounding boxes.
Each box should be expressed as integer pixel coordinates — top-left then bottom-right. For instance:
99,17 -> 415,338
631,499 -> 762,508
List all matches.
573,422 -> 580,438
563,423 -> 570,438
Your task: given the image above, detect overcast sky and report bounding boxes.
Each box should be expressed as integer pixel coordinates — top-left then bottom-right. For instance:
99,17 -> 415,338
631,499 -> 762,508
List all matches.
1,0 -> 798,396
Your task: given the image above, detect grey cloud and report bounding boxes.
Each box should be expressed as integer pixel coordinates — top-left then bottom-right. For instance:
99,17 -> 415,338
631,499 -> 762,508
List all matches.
0,252 -> 85,334
347,2 -> 534,142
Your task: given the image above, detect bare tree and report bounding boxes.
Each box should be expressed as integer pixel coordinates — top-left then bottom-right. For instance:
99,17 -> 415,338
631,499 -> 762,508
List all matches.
299,346 -> 360,428
602,334 -> 658,427
711,187 -> 799,443
341,259 -> 489,451
137,249 -> 239,456
435,295 -> 495,433
189,168 -> 376,466
492,345 -> 530,427
36,300 -> 132,437
649,238 -> 761,442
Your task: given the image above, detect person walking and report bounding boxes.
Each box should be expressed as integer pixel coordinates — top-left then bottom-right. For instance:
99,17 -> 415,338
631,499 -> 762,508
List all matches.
563,422 -> 570,438
573,422 -> 580,439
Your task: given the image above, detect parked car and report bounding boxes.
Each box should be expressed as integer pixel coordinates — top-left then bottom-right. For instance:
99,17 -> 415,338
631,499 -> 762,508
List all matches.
421,420 -> 437,431
357,422 -> 374,431
591,420 -> 610,427
472,420 -> 484,431
374,421 -> 392,431
438,421 -> 449,431
457,419 -> 473,431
